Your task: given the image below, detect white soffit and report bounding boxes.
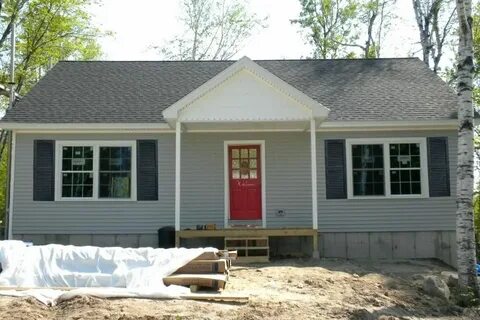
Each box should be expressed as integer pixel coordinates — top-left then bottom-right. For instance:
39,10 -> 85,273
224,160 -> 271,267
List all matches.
162,56 -> 329,126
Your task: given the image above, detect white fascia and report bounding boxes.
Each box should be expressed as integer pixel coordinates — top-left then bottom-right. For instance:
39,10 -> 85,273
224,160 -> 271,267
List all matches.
0,123 -> 172,131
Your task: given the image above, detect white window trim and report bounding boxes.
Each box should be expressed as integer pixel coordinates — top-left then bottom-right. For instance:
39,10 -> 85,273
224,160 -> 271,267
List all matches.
55,140 -> 137,201
345,137 -> 429,199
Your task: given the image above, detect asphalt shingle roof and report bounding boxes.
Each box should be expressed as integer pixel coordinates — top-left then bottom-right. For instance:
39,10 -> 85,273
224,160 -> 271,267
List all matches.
0,58 -> 458,123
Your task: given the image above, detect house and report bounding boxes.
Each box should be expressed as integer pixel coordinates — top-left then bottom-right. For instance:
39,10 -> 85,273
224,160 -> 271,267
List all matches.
0,56 -> 458,265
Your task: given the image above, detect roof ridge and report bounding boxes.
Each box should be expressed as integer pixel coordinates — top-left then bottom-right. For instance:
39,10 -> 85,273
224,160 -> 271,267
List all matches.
57,57 -> 419,63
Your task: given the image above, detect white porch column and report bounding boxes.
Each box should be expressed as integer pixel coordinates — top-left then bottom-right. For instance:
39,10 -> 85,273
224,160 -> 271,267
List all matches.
310,118 -> 319,259
310,118 -> 318,230
175,121 -> 181,231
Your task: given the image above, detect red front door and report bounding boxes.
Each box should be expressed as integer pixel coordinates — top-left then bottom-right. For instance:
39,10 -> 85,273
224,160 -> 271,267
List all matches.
229,145 -> 262,220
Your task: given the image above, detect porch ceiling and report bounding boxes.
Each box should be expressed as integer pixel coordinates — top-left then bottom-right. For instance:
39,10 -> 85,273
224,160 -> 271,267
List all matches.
180,120 -> 312,131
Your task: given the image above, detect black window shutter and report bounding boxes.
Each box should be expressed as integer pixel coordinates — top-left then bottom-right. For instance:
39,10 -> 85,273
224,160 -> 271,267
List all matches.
325,139 -> 347,199
137,140 -> 158,201
33,140 -> 55,201
427,137 -> 450,197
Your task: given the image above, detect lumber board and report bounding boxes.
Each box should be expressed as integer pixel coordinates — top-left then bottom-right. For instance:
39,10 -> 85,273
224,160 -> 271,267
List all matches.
174,259 -> 228,274
194,250 -> 237,261
163,274 -> 228,289
194,251 -> 220,260
235,256 -> 269,264
178,228 -> 317,238
180,293 -> 249,303
0,287 -> 249,303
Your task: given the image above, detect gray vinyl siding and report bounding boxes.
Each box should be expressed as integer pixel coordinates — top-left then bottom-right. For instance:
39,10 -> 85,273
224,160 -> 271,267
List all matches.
12,129 -> 456,235
317,130 -> 457,232
12,133 -> 175,234
180,132 -> 312,229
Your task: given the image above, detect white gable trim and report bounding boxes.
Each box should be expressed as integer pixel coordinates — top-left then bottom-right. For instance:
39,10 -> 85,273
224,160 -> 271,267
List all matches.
162,56 -> 329,126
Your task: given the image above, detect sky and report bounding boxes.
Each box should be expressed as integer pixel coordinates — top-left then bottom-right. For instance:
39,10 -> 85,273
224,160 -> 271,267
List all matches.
90,0 -> 430,61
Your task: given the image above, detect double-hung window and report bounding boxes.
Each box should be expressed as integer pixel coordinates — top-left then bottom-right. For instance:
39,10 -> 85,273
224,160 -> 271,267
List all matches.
346,138 -> 428,199
56,141 -> 136,200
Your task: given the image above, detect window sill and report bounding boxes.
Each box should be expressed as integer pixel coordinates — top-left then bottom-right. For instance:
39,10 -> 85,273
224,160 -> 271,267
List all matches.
346,194 -> 428,200
55,198 -> 137,202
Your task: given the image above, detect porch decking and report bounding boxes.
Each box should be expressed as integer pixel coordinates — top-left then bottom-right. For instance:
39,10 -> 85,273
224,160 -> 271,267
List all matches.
175,228 -> 319,259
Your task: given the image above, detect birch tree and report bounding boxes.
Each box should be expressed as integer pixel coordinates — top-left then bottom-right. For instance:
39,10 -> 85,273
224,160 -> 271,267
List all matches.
412,0 -> 456,73
455,0 -> 480,299
156,0 -> 265,60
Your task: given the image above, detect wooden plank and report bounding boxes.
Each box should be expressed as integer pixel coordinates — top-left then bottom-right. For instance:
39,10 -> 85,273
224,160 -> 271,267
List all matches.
194,251 -> 220,260
194,250 -> 237,261
177,228 -> 317,238
163,274 -> 227,289
0,287 -> 249,303
180,293 -> 249,303
235,256 -> 269,263
174,259 -> 228,274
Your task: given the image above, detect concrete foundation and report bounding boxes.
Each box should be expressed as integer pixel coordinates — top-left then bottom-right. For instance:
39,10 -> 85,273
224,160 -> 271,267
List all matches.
14,230 -> 457,267
319,230 -> 457,268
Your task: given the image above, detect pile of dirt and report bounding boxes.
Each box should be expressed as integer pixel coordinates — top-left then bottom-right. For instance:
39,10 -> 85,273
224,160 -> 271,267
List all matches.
0,259 -> 479,320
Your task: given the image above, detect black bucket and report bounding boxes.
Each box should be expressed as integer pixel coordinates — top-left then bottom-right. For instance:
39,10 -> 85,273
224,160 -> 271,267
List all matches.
157,226 -> 175,248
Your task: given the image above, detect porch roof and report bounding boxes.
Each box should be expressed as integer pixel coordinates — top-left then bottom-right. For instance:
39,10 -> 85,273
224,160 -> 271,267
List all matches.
162,57 -> 329,128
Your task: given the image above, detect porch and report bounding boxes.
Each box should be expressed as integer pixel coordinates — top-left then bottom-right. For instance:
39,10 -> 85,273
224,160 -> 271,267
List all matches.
176,228 -> 319,261
161,58 -> 329,260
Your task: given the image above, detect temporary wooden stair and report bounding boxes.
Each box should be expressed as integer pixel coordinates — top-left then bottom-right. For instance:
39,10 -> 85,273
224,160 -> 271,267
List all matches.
224,237 -> 269,263
165,250 -> 237,291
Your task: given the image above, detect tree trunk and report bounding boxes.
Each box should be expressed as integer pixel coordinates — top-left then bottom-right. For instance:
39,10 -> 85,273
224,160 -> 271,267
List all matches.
455,0 -> 480,297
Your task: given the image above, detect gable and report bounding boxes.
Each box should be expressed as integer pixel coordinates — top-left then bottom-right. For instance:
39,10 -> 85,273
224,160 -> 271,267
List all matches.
179,68 -> 313,122
162,56 -> 329,127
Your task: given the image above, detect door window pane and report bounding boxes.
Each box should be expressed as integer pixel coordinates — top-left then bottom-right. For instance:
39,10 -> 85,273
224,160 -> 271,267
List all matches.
231,149 -> 239,158
232,170 -> 240,179
351,144 -> 385,196
232,159 -> 240,169
99,147 -> 132,198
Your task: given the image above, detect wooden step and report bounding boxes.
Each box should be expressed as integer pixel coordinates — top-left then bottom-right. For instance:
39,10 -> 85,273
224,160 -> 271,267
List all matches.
174,259 -> 228,274
194,250 -> 237,261
225,236 -> 269,262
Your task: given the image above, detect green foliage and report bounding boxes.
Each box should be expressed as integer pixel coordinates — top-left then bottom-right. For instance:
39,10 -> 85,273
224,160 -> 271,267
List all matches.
474,192 -> 480,260
0,0 -> 103,228
0,0 -> 103,95
293,0 -> 395,59
0,145 -> 7,228
158,0 -> 266,60
453,286 -> 480,307
293,0 -> 359,59
473,2 -> 480,108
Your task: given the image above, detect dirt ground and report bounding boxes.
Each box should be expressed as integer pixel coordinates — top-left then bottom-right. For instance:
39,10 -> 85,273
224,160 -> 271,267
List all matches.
0,259 -> 479,320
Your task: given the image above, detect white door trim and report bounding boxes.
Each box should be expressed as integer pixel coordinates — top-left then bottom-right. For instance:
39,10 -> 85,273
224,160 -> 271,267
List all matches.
224,140 -> 266,229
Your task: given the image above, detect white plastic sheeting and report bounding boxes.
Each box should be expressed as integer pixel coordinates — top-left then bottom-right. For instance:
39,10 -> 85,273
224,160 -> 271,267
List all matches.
0,241 -> 216,305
